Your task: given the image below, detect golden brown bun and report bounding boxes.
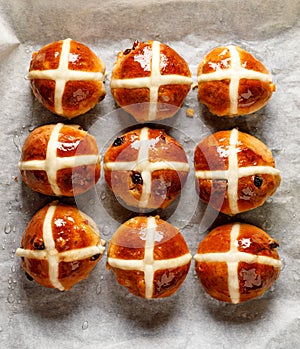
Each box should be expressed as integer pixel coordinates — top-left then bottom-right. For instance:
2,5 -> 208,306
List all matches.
19,123 -> 100,196
104,127 -> 190,211
194,129 -> 281,215
16,202 -> 105,291
29,38 -> 106,118
107,216 -> 191,299
194,223 -> 281,303
110,40 -> 192,122
197,45 -> 275,116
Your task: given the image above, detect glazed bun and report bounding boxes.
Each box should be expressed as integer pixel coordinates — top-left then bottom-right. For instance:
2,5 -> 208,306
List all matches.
197,45 -> 275,116
16,202 -> 105,291
28,38 -> 106,118
104,127 -> 190,211
194,222 -> 281,303
194,128 -> 281,215
107,216 -> 192,299
19,123 -> 100,196
110,40 -> 192,122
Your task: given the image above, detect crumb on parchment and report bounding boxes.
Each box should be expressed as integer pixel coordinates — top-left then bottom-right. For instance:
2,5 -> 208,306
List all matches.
186,108 -> 195,118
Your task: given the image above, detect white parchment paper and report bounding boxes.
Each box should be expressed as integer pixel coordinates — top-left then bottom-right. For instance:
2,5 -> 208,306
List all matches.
0,0 -> 299,348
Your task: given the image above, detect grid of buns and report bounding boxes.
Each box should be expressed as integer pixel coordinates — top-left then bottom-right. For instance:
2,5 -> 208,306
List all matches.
16,38 -> 282,303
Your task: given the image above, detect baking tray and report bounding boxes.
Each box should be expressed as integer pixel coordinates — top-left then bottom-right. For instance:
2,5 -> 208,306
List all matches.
0,0 -> 299,348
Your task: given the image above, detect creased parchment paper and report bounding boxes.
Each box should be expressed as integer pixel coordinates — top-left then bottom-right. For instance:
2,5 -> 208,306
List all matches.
0,0 -> 299,348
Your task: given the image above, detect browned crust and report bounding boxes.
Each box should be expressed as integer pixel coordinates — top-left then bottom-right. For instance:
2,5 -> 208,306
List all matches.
110,41 -> 191,121
104,128 -> 189,210
197,45 -> 275,116
195,223 -> 281,303
20,124 -> 100,196
20,202 -> 103,291
194,130 -> 281,215
112,41 -> 191,80
108,216 -> 191,298
29,39 -> 106,118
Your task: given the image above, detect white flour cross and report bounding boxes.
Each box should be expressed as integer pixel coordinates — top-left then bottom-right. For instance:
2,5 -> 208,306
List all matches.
16,203 -> 105,291
194,222 -> 281,304
108,216 -> 192,299
18,123 -> 100,196
197,45 -> 273,115
28,38 -> 105,115
194,128 -> 280,214
104,127 -> 190,209
110,41 -> 193,120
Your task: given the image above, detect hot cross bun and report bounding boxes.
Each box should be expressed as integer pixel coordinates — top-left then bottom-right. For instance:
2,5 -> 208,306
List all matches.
197,45 -> 276,116
107,215 -> 192,299
110,40 -> 192,122
19,123 -> 100,196
28,38 -> 106,118
16,202 -> 105,291
104,127 -> 190,211
194,129 -> 281,215
194,222 -> 281,303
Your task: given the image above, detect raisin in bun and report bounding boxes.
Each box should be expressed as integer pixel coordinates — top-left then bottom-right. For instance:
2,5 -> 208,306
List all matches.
28,38 -> 106,118
194,222 -> 281,303
104,127 -> 190,211
197,45 -> 276,116
110,40 -> 192,122
16,202 -> 105,291
107,216 -> 192,299
194,129 -> 281,215
19,123 -> 100,196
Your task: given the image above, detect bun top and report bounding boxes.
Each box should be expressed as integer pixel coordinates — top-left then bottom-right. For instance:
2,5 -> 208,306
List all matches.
107,215 -> 192,299
19,123 -> 100,196
104,127 -> 190,211
194,222 -> 281,303
16,202 -> 105,291
194,129 -> 281,215
197,45 -> 275,116
29,38 -> 106,118
110,40 -> 192,122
